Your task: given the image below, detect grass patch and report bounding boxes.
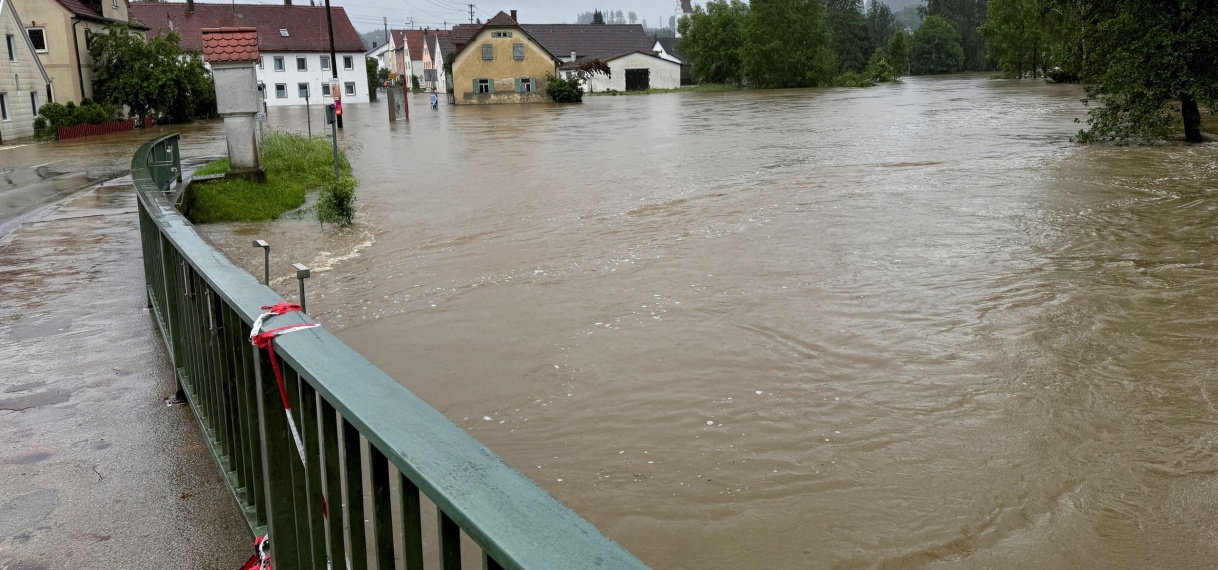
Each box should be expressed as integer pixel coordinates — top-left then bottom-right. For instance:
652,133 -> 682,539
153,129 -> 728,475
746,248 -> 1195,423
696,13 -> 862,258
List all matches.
188,131 -> 352,223
591,84 -> 740,96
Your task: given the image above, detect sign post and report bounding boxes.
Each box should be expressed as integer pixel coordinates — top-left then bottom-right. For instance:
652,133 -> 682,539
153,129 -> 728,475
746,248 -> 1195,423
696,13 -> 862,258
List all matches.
325,104 -> 339,181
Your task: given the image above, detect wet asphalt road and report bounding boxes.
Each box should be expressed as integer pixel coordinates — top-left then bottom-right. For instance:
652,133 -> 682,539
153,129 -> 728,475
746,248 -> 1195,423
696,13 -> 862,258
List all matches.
0,130 -> 249,568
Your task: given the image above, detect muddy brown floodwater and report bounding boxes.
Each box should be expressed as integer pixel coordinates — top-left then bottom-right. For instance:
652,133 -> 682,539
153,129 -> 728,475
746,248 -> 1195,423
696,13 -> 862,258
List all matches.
201,75 -> 1218,569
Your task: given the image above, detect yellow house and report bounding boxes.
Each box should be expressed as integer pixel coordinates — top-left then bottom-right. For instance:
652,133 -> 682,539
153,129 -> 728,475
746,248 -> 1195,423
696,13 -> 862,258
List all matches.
450,11 -> 558,105
11,0 -> 139,103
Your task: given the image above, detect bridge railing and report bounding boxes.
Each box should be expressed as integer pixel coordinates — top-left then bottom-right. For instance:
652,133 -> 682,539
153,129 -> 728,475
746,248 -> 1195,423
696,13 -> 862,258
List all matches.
132,133 -> 647,570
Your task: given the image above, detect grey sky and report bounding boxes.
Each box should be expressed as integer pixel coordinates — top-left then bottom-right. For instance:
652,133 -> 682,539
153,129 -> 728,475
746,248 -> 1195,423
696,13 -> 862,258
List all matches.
191,0 -> 688,33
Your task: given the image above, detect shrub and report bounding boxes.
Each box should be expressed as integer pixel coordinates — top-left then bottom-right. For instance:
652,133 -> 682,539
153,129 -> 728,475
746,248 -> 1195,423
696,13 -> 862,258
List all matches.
316,175 -> 357,225
32,99 -> 118,139
545,73 -> 584,103
866,49 -> 896,83
831,71 -> 875,87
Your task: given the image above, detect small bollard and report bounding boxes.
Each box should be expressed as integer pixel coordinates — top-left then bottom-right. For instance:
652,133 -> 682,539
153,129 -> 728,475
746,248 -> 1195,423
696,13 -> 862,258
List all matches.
253,240 -> 271,285
293,263 -> 311,314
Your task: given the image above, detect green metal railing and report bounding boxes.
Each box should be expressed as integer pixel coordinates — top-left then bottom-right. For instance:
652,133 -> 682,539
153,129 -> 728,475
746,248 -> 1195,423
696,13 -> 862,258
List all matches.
132,134 -> 647,569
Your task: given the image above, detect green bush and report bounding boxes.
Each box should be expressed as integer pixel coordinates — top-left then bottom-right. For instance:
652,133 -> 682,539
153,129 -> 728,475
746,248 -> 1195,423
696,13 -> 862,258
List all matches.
545,73 -> 584,103
316,175 -> 357,225
831,71 -> 875,87
32,99 -> 118,139
866,49 -> 896,83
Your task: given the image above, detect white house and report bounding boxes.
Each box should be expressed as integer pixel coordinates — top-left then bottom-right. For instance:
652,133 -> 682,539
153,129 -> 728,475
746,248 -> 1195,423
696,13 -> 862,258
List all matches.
1,0 -> 52,142
431,30 -> 452,94
367,41 -> 390,70
576,51 -> 680,92
130,2 -> 369,108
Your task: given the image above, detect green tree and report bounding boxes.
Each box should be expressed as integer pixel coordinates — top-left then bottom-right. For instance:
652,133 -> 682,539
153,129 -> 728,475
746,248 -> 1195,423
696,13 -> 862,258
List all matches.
825,0 -> 869,72
866,49 -> 897,82
742,0 -> 837,87
90,25 -> 215,124
910,15 -> 965,74
677,0 -> 749,85
592,10 -> 605,24
887,27 -> 911,77
1073,0 -> 1218,143
864,1 -> 897,60
920,0 -> 989,71
366,57 -> 379,101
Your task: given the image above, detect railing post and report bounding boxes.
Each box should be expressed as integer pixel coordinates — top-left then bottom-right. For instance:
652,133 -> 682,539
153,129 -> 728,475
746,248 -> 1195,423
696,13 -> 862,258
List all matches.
253,240 -> 270,286
254,343 -> 302,568
293,263 -> 310,313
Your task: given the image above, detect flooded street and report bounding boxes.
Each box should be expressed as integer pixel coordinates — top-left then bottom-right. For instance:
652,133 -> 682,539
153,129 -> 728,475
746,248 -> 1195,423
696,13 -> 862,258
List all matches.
209,76 -> 1217,568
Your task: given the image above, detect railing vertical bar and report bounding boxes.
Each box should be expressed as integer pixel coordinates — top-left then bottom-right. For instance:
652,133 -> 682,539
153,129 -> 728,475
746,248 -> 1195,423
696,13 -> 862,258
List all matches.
238,316 -> 267,526
319,398 -> 347,569
298,377 -> 327,567
283,366 -> 318,568
483,552 -> 505,570
221,304 -> 250,505
369,445 -> 395,570
399,473 -> 424,570
207,288 -> 234,468
342,417 -> 369,570
438,509 -> 461,570
254,343 -> 302,568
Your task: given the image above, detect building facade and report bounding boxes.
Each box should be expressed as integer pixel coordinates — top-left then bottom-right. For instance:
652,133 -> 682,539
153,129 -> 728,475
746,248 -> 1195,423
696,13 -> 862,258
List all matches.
129,2 -> 368,108
578,51 -> 680,92
11,0 -> 139,103
450,11 -> 557,105
1,0 -> 52,142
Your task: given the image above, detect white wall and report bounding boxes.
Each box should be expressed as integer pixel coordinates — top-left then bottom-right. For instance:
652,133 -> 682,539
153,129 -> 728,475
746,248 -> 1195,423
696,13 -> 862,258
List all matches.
250,51 -> 370,107
586,53 -> 680,92
1,0 -> 50,142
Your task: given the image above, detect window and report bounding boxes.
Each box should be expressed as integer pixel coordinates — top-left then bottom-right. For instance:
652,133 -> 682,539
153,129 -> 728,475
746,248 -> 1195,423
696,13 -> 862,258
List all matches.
298,83 -> 310,98
279,29 -> 290,37
258,56 -> 264,69
491,31 -> 513,38
0,94 -> 8,121
5,35 -> 14,61
475,78 -> 491,94
26,28 -> 47,53
481,44 -> 493,60
343,56 -> 353,70
512,43 -> 524,60
273,56 -> 284,71
516,77 -> 533,93
320,55 -> 330,70
296,57 -> 307,71
30,92 -> 38,115
321,83 -> 331,97
344,82 -> 356,96
275,83 -> 287,98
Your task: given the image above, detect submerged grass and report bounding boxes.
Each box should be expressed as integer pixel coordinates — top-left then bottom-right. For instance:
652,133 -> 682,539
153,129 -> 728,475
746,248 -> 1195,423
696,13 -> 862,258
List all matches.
188,131 -> 352,224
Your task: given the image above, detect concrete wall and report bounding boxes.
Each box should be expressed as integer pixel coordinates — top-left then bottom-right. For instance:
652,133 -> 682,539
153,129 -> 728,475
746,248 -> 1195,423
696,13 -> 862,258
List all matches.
586,53 -> 680,92
451,26 -> 555,105
251,51 -> 369,107
1,0 -> 51,142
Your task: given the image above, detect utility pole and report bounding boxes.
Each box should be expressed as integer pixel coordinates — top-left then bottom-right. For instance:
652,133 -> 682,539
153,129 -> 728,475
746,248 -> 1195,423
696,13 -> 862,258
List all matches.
383,16 -> 388,46
468,4 -> 474,23
324,0 -> 341,128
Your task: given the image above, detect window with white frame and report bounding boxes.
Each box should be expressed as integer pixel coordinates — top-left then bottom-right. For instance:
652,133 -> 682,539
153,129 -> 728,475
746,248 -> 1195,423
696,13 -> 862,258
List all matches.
273,56 -> 284,71
298,83 -> 309,98
5,35 -> 15,61
343,56 -> 353,70
0,94 -> 9,121
516,77 -> 533,93
27,28 -> 47,53
275,83 -> 287,98
296,56 -> 307,71
30,91 -> 38,115
475,78 -> 491,94
320,55 -> 330,70
344,82 -> 355,96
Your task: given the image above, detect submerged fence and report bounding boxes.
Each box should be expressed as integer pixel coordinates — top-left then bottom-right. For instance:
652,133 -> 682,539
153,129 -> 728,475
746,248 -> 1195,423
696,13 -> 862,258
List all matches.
132,133 -> 646,569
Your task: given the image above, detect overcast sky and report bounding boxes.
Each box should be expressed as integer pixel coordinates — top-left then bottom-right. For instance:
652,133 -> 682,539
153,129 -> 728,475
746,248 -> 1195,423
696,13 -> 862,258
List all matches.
192,0 -> 688,33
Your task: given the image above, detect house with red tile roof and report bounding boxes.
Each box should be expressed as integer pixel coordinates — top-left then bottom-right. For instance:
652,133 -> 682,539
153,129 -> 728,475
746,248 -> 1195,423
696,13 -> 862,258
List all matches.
130,1 -> 369,107
12,0 -> 143,103
387,28 -> 424,88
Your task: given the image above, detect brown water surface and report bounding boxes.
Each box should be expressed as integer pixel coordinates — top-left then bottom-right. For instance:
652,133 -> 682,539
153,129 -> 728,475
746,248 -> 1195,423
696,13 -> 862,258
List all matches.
206,76 -> 1218,569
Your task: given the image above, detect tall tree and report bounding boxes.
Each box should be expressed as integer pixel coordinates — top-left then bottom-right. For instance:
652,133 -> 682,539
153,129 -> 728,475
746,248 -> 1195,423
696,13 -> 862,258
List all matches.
90,25 -> 215,124
910,15 -> 965,74
864,1 -> 898,58
592,10 -> 605,24
1073,0 -> 1218,143
888,27 -> 912,77
825,0 -> 869,72
743,0 -> 837,87
920,0 -> 990,70
628,11 -> 638,24
677,0 -> 750,85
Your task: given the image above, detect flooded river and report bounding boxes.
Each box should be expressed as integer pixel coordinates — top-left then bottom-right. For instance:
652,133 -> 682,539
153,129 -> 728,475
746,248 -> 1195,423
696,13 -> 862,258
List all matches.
202,75 -> 1218,568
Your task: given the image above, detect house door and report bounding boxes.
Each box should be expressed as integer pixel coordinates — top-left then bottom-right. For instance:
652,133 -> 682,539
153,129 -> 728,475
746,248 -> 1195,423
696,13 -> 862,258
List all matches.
625,68 -> 650,91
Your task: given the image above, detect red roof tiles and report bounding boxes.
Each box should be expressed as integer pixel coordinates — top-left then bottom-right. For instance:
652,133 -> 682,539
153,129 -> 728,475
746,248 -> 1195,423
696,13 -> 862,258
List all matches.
129,2 -> 364,53
201,27 -> 259,63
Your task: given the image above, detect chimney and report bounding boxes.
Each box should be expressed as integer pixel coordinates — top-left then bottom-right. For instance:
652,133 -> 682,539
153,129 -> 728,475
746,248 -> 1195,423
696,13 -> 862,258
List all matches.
187,0 -> 194,13
510,10 -> 517,22
570,50 -> 576,61
284,0 -> 291,5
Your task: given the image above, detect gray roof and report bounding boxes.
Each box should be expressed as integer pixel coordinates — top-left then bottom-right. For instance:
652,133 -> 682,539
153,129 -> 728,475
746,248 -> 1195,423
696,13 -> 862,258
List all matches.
656,37 -> 684,62
520,24 -> 654,61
